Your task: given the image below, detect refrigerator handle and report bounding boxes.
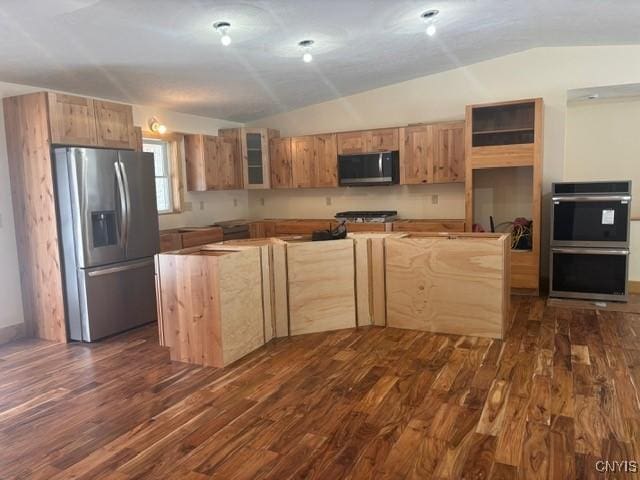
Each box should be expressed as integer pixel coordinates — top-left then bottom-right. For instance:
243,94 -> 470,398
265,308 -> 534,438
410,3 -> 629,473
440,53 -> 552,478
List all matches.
114,161 -> 128,248
119,160 -> 132,250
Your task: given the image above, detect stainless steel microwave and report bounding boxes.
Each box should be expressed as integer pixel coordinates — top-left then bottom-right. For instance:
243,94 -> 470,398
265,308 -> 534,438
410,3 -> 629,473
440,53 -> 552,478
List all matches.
338,151 -> 399,186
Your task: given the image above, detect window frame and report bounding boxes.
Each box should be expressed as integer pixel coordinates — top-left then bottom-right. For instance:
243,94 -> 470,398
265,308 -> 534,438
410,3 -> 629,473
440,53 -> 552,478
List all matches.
141,131 -> 184,215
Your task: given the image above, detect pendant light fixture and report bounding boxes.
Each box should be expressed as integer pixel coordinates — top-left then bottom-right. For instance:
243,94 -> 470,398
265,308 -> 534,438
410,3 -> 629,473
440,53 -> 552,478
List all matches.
421,10 -> 439,36
298,40 -> 314,63
213,21 -> 232,46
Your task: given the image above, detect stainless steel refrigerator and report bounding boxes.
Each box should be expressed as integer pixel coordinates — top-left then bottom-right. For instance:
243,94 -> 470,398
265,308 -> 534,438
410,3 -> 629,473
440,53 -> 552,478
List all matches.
54,147 -> 160,341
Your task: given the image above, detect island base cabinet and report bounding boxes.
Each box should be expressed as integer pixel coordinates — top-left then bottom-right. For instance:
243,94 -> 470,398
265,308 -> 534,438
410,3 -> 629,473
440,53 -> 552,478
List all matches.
287,240 -> 356,335
156,248 -> 264,368
385,234 -> 510,339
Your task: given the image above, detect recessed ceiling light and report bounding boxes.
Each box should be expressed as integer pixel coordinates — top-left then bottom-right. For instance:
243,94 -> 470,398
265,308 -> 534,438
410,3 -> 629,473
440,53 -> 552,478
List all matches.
213,21 -> 232,46
298,40 -> 314,63
421,9 -> 439,36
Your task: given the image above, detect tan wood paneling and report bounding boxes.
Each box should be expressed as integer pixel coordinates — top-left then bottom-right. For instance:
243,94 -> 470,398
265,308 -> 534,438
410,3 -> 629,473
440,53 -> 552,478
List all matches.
184,134 -> 207,191
629,281 -> 640,295
314,133 -> 338,187
470,144 -> 534,169
345,222 -> 388,233
434,121 -> 465,183
269,137 -> 293,188
271,242 -> 289,337
156,248 -> 264,367
399,125 -> 433,184
93,100 -> 136,149
287,239 -> 356,335
47,92 -> 98,146
291,136 -> 315,188
385,234 -> 510,338
392,219 -> 466,233
3,93 -> 67,342
273,219 -> 331,235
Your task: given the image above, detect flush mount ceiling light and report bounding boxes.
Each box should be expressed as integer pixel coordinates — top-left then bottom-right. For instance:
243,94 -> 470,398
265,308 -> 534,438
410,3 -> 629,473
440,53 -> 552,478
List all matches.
149,117 -> 167,134
213,21 -> 232,46
421,9 -> 439,36
298,39 -> 314,63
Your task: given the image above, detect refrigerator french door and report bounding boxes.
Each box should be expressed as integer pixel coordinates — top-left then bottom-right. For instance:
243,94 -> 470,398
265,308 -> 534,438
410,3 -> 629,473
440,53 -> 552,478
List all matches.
54,147 -> 160,341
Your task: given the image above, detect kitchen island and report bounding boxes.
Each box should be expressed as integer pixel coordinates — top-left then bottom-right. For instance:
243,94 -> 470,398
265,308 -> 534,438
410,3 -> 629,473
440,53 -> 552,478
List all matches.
155,231 -> 511,367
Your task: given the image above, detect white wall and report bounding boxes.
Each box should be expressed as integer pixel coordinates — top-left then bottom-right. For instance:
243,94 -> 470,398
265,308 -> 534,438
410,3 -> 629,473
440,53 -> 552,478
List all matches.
0,82 -> 246,330
565,97 -> 640,281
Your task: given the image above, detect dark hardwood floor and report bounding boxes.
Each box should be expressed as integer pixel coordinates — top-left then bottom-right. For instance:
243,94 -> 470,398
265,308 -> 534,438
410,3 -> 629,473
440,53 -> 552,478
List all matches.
1,297 -> 639,479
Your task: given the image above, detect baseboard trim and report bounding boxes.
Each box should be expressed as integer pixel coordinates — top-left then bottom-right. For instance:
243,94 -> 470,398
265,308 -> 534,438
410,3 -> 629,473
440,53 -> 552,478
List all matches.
0,322 -> 26,346
630,281 -> 640,295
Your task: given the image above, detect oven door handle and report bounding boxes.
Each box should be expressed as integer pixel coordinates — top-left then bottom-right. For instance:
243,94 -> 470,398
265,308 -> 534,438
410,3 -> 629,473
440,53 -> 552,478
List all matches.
552,195 -> 631,202
552,247 -> 629,255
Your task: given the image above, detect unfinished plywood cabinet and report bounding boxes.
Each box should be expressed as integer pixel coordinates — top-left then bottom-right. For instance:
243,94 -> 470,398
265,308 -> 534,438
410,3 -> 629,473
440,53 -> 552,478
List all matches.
385,233 -> 511,338
287,239 -> 356,335
156,247 -> 265,367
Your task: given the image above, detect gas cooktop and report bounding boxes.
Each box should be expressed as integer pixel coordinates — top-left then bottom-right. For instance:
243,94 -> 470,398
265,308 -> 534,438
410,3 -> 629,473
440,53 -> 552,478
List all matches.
335,210 -> 398,223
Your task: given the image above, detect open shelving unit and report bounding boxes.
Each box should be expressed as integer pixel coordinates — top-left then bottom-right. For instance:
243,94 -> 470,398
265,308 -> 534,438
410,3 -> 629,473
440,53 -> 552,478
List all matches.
465,98 -> 543,294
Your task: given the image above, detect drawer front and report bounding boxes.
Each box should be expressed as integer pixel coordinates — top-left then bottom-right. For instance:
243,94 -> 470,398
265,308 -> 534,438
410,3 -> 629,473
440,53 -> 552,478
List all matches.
181,229 -> 223,248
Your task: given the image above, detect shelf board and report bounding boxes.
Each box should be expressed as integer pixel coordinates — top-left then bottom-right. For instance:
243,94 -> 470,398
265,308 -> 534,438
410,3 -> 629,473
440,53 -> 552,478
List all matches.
472,127 -> 534,135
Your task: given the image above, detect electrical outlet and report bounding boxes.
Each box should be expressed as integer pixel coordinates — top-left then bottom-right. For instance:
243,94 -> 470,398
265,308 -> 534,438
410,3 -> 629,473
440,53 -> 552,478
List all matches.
260,197 -> 265,206
325,197 -> 332,206
184,202 -> 193,212
431,194 -> 439,205
199,201 -> 205,210
233,198 -> 238,207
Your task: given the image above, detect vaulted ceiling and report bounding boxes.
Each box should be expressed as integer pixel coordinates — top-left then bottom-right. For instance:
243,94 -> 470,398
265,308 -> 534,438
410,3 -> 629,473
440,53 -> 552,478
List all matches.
0,0 -> 639,121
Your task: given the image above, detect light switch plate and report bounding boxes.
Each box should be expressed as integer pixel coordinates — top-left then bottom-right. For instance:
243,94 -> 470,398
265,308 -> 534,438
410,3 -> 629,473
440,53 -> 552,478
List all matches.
431,194 -> 439,205
325,197 -> 332,206
199,201 -> 205,210
233,198 -> 238,207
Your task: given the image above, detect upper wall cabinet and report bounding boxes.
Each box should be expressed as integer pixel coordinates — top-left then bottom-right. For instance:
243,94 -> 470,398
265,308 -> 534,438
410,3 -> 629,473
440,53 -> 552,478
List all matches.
434,122 -> 465,183
399,121 -> 465,185
290,134 -> 338,188
184,134 -> 243,191
47,93 -> 136,149
269,137 -> 293,188
337,128 -> 399,155
220,127 -> 280,189
48,93 -> 98,146
93,100 -> 136,149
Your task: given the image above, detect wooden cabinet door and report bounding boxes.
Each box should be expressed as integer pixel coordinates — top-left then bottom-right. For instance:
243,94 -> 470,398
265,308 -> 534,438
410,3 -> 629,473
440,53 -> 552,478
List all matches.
399,125 -> 434,184
368,128 -> 399,152
337,131 -> 367,154
270,137 -> 292,188
203,135 -> 222,189
434,122 -> 465,183
314,134 -> 338,187
184,134 -> 207,191
47,93 -> 98,146
291,136 -> 315,188
94,100 -> 136,149
217,136 -> 243,189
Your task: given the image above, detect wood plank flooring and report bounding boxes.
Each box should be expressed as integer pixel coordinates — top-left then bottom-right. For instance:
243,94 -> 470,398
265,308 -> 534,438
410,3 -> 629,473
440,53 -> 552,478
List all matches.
1,297 -> 639,479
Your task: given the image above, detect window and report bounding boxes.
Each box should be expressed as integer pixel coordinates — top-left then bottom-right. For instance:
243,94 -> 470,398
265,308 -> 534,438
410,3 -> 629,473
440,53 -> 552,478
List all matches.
143,139 -> 173,214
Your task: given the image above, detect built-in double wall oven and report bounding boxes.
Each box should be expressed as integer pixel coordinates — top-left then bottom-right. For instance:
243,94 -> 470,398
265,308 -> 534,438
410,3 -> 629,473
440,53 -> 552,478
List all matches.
550,181 -> 632,301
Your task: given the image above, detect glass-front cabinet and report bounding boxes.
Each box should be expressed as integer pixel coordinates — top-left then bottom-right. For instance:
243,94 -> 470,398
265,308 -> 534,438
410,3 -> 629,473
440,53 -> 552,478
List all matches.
219,127 -> 279,189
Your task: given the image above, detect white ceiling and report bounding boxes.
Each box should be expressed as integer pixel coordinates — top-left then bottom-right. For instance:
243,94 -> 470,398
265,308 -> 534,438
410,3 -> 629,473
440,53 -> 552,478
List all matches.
0,0 -> 639,122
